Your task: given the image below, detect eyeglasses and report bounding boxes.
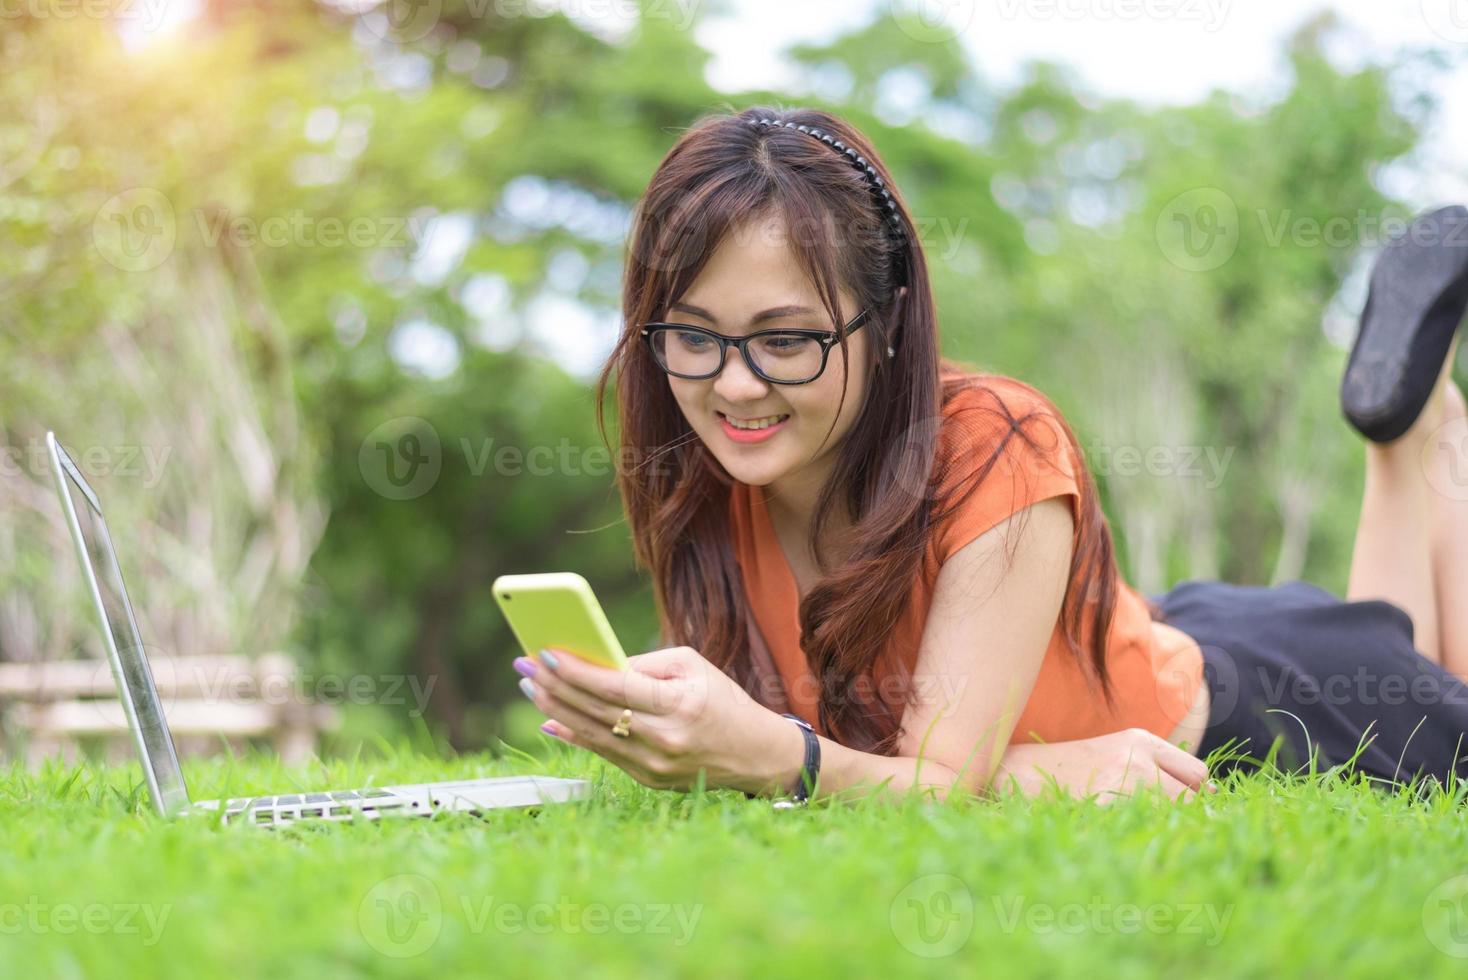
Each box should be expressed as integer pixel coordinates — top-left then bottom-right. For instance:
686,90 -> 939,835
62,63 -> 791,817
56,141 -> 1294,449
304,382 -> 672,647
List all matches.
639,309 -> 872,385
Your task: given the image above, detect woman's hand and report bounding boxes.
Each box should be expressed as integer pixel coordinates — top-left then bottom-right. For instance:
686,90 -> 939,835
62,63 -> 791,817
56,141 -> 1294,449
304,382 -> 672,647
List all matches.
513,646 -> 801,794
991,728 -> 1217,803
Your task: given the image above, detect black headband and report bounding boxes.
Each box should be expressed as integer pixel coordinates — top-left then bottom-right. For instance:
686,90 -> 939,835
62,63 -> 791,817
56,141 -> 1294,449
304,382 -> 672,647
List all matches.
746,116 -> 909,289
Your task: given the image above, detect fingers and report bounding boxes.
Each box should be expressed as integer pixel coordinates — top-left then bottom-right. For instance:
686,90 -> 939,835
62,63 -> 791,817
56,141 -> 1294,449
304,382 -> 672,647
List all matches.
537,647 -> 681,714
529,665 -> 626,727
625,647 -> 699,678
1096,769 -> 1193,806
1150,737 -> 1212,793
527,681 -> 658,775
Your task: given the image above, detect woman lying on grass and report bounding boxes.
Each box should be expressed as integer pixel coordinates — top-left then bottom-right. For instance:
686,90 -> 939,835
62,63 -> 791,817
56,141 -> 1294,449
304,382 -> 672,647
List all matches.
511,105 -> 1468,805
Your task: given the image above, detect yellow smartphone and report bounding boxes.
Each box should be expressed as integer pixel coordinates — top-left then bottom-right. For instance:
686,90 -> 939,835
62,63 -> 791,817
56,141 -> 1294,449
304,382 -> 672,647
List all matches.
492,572 -> 630,671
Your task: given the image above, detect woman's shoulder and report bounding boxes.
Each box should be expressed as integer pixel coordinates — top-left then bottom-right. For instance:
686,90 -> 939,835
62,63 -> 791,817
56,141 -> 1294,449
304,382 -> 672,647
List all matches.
937,365 -> 1074,453
928,365 -> 1083,561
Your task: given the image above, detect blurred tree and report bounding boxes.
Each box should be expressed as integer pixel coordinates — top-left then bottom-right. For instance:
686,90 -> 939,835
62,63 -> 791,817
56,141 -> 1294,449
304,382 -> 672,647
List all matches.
1,2 -> 1454,753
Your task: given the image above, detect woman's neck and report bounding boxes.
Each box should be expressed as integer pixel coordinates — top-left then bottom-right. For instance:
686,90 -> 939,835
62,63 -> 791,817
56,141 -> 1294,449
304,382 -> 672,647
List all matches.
762,458 -> 855,577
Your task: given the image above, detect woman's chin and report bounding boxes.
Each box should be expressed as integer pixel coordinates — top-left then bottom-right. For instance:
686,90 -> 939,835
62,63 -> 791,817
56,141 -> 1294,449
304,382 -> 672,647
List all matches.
711,450 -> 790,488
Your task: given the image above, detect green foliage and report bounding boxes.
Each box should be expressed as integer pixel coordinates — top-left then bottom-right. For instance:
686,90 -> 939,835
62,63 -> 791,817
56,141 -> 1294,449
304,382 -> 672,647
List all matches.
2,4 -> 1459,750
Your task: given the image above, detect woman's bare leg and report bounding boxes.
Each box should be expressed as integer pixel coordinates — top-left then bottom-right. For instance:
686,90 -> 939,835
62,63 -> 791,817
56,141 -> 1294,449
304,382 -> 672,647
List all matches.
1344,337 -> 1459,665
1428,367 -> 1468,677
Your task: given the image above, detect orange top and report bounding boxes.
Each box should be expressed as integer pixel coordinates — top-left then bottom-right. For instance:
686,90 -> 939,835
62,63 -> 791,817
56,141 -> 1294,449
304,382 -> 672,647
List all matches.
728,371 -> 1204,746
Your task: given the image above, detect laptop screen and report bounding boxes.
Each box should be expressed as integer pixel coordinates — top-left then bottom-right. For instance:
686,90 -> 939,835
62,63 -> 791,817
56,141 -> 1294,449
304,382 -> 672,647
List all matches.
51,437 -> 189,816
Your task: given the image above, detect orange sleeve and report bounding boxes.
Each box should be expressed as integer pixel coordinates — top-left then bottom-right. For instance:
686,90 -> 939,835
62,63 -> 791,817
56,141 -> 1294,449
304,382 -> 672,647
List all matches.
933,379 -> 1082,563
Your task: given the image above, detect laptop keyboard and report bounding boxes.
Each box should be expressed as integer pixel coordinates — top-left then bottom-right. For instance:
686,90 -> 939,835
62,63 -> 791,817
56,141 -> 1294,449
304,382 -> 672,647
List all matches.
221,787 -> 406,824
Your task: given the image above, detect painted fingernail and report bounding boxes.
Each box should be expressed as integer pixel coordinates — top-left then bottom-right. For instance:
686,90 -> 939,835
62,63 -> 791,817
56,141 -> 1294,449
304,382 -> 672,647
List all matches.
513,657 -> 537,678
539,648 -> 560,670
1208,781 -> 1219,793
518,677 -> 537,700
540,721 -> 560,738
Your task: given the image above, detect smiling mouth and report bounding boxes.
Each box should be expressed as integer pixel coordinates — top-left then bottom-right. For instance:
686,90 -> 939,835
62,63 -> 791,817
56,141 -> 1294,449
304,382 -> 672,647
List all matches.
717,411 -> 790,431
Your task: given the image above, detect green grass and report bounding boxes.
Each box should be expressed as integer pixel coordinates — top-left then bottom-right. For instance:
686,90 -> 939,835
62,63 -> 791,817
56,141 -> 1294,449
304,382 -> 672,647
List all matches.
3,744 -> 1468,979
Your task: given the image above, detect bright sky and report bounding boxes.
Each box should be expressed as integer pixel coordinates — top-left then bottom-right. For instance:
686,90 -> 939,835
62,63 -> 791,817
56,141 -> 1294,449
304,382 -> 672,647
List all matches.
120,0 -> 1468,377
698,0 -> 1468,207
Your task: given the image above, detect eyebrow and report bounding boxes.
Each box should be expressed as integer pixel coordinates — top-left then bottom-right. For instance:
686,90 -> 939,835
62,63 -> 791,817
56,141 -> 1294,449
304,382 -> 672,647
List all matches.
667,302 -> 820,327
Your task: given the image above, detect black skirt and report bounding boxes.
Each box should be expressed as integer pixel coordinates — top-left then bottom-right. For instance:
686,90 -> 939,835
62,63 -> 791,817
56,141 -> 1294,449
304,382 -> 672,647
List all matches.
1153,579 -> 1468,791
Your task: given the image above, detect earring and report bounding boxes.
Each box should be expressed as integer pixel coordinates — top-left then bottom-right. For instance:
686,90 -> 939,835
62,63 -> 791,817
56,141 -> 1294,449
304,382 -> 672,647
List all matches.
886,345 -> 895,358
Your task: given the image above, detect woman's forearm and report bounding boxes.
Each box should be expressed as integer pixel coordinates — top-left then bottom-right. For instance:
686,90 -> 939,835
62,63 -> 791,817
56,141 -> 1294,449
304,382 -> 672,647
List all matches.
730,715 -> 1104,803
729,712 -> 966,802
816,739 -> 964,801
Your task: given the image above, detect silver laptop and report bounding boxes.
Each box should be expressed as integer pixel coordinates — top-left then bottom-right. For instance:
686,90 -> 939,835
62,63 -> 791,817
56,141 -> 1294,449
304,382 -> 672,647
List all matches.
44,431 -> 589,826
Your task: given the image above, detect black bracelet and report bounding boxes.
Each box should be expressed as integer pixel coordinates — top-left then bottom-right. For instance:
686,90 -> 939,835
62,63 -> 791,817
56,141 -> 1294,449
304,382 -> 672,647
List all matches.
744,713 -> 821,805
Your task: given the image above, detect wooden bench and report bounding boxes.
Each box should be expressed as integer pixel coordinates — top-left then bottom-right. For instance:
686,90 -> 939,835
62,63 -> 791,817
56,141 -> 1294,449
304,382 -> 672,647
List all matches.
0,654 -> 338,766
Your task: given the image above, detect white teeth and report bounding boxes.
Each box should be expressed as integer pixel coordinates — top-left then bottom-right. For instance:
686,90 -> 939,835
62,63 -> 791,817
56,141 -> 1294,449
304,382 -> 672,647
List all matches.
723,413 -> 787,431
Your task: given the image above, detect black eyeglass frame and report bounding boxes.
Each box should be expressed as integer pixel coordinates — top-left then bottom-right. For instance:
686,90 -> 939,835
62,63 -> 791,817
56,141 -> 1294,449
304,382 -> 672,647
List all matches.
638,308 -> 873,385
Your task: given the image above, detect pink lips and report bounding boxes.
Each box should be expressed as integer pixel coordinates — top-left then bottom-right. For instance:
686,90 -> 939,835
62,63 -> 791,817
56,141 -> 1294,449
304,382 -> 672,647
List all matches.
717,412 -> 790,444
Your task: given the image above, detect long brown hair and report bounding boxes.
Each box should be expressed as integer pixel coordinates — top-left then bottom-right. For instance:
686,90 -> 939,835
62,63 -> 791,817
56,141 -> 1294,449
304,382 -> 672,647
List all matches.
595,104 -> 1121,754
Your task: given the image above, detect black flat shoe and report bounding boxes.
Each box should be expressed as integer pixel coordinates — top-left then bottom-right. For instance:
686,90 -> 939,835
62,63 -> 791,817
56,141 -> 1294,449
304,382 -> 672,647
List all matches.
1341,204 -> 1468,443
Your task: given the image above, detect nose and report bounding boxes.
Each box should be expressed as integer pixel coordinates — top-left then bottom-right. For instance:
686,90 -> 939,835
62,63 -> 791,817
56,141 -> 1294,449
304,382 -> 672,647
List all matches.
712,345 -> 770,404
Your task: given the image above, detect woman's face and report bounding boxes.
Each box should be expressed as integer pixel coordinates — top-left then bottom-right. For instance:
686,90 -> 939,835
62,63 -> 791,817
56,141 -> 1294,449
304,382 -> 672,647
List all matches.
661,214 -> 872,490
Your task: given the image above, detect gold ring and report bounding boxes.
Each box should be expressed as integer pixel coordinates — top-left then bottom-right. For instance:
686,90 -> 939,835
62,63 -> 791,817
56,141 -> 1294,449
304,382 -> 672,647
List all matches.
611,708 -> 633,738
